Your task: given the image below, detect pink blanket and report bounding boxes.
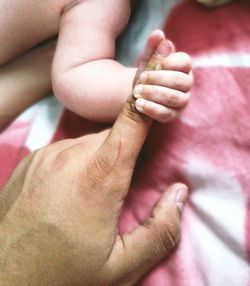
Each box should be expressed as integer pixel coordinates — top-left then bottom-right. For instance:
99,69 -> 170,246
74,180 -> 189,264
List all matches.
1,0 -> 250,285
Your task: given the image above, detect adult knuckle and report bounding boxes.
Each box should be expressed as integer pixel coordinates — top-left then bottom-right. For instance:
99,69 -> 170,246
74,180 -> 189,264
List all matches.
149,221 -> 179,257
54,147 -> 74,170
52,142 -> 82,172
87,147 -> 120,185
124,96 -> 144,123
144,221 -> 167,259
56,149 -> 71,164
161,221 -> 180,250
87,156 -> 110,184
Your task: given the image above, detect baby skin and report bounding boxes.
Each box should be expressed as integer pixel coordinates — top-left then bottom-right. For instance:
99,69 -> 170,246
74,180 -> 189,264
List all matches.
132,31 -> 192,122
52,0 -> 192,123
0,0 -> 192,128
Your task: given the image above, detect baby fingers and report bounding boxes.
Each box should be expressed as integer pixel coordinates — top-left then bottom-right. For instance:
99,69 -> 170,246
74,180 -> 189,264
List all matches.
158,52 -> 192,74
135,98 -> 179,123
139,70 -> 193,92
134,84 -> 190,108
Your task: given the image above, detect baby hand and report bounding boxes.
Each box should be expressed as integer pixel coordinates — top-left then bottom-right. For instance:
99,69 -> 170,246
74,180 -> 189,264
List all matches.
134,38 -> 193,123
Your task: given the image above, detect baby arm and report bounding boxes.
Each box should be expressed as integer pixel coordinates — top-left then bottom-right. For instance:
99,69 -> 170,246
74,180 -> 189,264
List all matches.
52,0 -> 135,122
0,40 -> 55,131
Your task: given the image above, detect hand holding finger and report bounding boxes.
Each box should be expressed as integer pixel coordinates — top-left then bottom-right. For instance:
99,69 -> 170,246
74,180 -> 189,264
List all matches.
134,98 -> 181,123
134,30 -> 175,83
155,52 -> 192,74
134,85 -> 190,108
0,29 -> 189,286
100,31 -> 175,174
138,70 -> 193,92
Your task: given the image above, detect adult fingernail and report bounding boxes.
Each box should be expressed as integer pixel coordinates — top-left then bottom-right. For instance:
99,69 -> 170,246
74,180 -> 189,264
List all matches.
155,39 -> 170,58
175,186 -> 188,211
134,85 -> 143,98
135,98 -> 146,113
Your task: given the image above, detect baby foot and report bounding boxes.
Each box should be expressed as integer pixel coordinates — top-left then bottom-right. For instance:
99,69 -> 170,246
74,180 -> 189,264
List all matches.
134,31 -> 193,123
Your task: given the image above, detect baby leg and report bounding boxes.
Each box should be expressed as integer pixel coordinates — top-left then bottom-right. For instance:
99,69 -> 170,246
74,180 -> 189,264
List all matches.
0,40 -> 55,131
0,0 -> 66,64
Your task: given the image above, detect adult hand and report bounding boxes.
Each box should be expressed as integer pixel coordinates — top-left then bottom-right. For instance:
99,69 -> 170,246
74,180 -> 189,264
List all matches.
0,31 -> 188,286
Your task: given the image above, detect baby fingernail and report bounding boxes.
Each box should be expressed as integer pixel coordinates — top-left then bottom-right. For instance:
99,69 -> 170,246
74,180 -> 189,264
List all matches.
175,186 -> 188,212
135,98 -> 146,113
134,85 -> 143,98
155,39 -> 170,58
140,73 -> 148,83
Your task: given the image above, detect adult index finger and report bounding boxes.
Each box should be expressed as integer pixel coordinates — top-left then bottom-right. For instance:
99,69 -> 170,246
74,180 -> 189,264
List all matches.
101,31 -> 174,172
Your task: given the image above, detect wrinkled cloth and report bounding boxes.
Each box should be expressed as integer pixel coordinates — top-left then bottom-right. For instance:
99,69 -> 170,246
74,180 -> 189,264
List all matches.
0,0 -> 250,285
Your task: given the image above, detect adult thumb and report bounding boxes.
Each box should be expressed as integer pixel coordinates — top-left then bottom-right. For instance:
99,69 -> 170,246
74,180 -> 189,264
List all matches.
103,183 -> 188,285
